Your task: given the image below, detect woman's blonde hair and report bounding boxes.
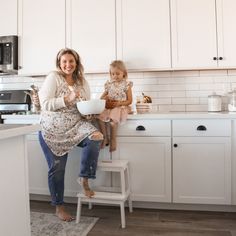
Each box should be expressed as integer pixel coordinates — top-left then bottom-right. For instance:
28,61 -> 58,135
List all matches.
110,60 -> 128,80
56,48 -> 84,84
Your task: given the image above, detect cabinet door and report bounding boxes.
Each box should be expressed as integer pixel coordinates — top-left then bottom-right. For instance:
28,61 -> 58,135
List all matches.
0,0 -> 18,36
171,0 -> 217,69
1,136 -> 30,236
113,137 -> 171,202
27,134 -> 111,197
118,0 -> 171,70
173,137 -> 231,205
18,0 -> 65,75
216,0 -> 236,67
67,0 -> 116,73
65,146 -> 111,197
27,134 -> 49,194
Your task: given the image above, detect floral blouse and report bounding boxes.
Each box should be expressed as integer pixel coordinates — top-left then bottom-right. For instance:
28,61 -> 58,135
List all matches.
104,79 -> 133,101
39,71 -> 97,156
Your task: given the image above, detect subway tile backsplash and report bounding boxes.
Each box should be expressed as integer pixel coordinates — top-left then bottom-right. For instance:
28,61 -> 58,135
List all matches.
1,69 -> 235,112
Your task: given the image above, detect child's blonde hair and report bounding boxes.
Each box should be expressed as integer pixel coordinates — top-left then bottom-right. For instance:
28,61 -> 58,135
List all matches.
110,60 -> 128,80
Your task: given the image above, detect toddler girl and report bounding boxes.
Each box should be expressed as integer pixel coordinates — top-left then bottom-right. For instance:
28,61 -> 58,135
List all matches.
99,60 -> 133,152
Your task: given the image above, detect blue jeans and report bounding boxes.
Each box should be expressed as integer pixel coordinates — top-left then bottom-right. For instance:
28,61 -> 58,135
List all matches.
38,131 -> 101,206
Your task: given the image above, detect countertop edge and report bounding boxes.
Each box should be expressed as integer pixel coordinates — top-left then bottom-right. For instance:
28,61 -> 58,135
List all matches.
2,112 -> 236,120
0,124 -> 41,140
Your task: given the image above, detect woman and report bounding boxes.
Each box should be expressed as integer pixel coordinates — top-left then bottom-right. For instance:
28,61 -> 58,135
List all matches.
38,48 -> 103,221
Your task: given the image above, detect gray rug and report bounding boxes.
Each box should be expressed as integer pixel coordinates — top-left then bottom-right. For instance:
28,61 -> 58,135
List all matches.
31,211 -> 98,236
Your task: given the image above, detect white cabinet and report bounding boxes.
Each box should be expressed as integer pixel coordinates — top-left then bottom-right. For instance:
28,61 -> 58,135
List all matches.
113,120 -> 172,202
172,120 -> 231,205
65,146 -> 111,196
11,0 -> 236,74
18,0 -> 65,75
216,0 -> 236,68
4,115 -> 234,207
27,134 -> 49,195
27,133 -> 110,197
171,0 -> 236,69
117,0 -> 171,70
0,0 -> 18,36
67,0 -> 116,73
1,135 -> 30,236
171,0 -> 217,69
3,117 -> 111,197
231,120 -> 236,205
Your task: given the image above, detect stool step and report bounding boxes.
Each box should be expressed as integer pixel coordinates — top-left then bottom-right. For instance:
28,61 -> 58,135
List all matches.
97,160 -> 129,171
77,191 -> 128,201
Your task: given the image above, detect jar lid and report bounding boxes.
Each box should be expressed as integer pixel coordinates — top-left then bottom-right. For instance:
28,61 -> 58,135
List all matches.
208,92 -> 221,98
228,89 -> 236,95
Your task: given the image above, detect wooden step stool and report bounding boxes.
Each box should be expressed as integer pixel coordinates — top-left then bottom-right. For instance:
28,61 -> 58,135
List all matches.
76,160 -> 133,228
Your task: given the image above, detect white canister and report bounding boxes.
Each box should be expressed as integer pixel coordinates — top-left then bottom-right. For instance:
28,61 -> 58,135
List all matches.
208,92 -> 222,112
228,89 -> 236,112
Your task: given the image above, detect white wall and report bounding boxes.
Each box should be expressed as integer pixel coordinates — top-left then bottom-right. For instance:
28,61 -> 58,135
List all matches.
1,69 -> 236,112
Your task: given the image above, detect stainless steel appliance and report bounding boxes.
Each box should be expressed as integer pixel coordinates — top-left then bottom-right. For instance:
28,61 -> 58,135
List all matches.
0,90 -> 31,123
0,35 -> 18,74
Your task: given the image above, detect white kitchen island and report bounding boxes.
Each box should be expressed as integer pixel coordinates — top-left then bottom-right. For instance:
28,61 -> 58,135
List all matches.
0,124 -> 41,236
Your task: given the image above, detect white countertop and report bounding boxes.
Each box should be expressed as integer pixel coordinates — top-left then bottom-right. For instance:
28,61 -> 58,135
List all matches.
0,124 -> 41,139
2,114 -> 40,120
2,111 -> 236,120
128,111 -> 236,119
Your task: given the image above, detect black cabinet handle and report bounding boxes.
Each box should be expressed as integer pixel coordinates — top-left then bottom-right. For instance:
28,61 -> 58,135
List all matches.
197,125 -> 207,131
213,57 -> 217,60
219,57 -> 223,60
136,125 -> 145,131
173,144 -> 178,148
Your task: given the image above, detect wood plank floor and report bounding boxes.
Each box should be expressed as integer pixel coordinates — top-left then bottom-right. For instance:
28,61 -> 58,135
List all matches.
30,200 -> 236,236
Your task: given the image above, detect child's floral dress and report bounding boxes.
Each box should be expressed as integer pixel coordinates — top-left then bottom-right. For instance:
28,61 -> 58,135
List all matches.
99,79 -> 132,124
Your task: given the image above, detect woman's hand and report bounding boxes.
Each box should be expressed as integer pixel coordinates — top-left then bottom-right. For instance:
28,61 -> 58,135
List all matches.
64,90 -> 80,106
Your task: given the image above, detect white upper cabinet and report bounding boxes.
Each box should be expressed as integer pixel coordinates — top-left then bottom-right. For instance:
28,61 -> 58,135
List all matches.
14,0 -> 236,75
0,0 -> 18,36
171,0 -> 236,69
67,0 -> 116,73
171,0 -> 217,69
117,0 -> 171,70
216,0 -> 236,68
18,0 -> 65,75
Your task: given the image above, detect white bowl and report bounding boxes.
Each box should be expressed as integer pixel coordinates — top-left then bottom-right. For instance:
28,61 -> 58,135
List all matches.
76,99 -> 105,115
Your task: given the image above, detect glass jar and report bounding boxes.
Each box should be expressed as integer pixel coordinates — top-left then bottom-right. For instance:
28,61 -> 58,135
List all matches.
208,92 -> 222,112
228,89 -> 236,111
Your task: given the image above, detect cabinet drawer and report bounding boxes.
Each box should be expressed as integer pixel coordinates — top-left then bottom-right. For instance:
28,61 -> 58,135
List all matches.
173,120 -> 231,137
117,120 -> 171,136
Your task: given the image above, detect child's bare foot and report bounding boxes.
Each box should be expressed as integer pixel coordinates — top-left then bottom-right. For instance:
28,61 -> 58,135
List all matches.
56,205 -> 75,222
80,178 -> 95,198
109,140 -> 116,152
